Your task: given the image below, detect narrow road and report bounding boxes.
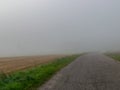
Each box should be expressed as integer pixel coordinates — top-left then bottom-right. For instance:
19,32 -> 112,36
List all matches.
38,53 -> 120,90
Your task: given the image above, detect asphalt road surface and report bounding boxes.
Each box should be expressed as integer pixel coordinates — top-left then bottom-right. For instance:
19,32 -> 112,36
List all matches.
38,53 -> 120,90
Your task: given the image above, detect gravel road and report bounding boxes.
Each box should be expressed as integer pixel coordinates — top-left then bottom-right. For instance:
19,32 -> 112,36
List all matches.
38,53 -> 120,90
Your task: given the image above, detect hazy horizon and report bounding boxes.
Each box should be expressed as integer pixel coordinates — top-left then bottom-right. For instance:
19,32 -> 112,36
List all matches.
0,0 -> 120,57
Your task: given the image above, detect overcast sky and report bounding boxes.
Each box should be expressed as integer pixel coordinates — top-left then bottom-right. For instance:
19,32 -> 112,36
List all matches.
0,0 -> 120,57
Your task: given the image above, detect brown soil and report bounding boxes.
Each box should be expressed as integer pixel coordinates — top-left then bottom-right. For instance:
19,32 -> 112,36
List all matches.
0,55 -> 65,73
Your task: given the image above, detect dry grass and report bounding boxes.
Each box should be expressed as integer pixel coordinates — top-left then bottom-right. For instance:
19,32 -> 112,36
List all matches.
0,55 -> 65,73
0,55 -> 79,90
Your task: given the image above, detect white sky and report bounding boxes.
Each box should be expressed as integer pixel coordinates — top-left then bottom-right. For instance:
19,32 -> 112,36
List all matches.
0,0 -> 120,56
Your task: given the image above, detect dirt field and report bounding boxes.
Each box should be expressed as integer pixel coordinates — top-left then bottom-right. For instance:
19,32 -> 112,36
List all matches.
0,55 -> 65,73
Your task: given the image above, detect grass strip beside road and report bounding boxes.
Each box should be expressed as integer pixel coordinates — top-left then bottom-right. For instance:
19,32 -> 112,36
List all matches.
106,53 -> 120,61
0,55 -> 79,90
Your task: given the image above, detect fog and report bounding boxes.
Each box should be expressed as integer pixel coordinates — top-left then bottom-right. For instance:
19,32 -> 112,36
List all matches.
0,0 -> 120,57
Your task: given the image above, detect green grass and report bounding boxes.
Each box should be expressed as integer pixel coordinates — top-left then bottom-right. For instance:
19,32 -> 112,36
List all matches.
0,55 -> 79,90
106,53 -> 120,61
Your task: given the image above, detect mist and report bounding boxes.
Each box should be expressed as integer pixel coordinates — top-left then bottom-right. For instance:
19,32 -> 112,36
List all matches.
0,0 -> 120,57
